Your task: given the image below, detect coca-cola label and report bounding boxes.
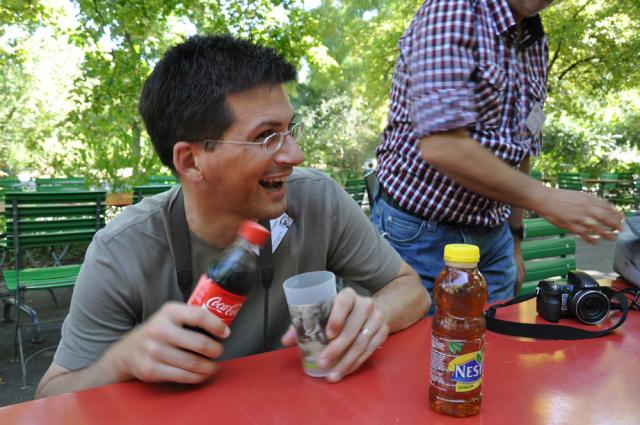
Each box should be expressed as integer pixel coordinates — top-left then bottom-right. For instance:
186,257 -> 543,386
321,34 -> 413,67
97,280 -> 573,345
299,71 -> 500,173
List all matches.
188,274 -> 247,326
204,297 -> 242,318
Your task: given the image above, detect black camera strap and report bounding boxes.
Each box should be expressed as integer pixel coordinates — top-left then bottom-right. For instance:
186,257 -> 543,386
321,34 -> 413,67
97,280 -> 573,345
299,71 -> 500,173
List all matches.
484,287 -> 630,340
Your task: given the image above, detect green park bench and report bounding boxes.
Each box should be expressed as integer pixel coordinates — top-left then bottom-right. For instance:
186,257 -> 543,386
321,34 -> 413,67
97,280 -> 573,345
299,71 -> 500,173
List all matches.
344,178 -> 367,207
147,174 -> 177,185
0,178 -> 24,192
557,173 -> 583,191
133,184 -> 175,204
518,218 -> 576,296
35,177 -> 86,191
1,190 -> 106,387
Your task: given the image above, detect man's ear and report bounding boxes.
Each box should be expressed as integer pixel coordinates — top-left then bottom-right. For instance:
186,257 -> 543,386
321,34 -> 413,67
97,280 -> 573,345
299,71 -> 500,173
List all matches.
173,141 -> 204,183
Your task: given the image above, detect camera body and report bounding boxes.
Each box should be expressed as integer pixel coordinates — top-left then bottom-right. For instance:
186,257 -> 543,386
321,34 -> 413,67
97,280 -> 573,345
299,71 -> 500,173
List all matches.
536,271 -> 610,324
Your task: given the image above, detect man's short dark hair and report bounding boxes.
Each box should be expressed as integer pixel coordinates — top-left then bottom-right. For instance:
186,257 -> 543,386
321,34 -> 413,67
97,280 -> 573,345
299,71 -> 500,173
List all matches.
139,34 -> 297,171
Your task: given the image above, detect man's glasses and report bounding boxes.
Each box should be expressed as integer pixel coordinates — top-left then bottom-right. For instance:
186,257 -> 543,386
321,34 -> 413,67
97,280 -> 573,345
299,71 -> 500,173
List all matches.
199,122 -> 304,154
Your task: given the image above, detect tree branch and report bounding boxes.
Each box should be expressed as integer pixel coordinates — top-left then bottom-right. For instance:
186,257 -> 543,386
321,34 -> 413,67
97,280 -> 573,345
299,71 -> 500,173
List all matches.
92,0 -> 107,29
549,0 -> 598,75
572,0 -> 597,20
548,39 -> 563,75
556,56 -> 598,82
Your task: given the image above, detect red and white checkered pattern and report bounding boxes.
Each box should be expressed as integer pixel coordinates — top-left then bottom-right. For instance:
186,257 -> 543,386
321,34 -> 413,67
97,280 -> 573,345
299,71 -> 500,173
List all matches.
377,0 -> 549,226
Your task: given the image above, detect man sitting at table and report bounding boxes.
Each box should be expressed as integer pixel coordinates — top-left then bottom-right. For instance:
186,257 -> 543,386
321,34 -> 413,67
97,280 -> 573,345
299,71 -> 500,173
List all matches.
35,35 -> 430,398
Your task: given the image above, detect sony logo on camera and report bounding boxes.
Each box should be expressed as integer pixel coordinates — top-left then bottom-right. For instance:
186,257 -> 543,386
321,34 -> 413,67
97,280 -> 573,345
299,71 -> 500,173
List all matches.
536,271 -> 611,325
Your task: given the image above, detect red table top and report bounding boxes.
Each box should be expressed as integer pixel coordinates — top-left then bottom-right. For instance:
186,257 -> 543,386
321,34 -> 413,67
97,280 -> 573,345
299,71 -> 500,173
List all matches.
2,283 -> 638,425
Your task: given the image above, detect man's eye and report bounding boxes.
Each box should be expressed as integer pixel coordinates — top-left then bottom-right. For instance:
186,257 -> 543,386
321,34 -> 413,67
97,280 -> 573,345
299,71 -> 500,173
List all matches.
255,131 -> 275,143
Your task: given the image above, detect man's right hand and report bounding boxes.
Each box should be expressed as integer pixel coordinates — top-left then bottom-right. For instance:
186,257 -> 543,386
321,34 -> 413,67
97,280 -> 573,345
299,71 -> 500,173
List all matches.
533,187 -> 623,244
36,302 -> 228,398
110,302 -> 228,384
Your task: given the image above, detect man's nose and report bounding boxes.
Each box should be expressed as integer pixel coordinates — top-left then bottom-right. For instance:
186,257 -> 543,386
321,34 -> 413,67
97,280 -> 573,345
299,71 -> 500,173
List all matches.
274,134 -> 304,165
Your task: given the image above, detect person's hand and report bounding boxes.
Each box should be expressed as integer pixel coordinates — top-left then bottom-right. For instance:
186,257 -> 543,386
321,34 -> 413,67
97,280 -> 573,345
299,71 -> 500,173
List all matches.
108,301 -> 229,384
281,287 -> 389,383
534,188 -> 623,244
513,239 -> 525,297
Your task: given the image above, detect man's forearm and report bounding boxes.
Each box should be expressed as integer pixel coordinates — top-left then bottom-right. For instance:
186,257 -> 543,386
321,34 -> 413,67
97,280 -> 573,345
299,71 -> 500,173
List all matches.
508,155 -> 529,231
372,262 -> 429,333
36,343 -> 130,398
420,130 -> 547,211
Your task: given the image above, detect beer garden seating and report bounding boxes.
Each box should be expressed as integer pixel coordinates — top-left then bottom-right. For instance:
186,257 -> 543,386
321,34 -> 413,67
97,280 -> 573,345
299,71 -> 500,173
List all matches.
518,218 -> 576,296
1,190 -> 106,388
35,177 -> 86,192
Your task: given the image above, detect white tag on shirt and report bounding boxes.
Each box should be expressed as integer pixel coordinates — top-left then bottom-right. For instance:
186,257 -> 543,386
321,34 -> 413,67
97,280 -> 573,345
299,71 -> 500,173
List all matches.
269,213 -> 293,253
526,102 -> 546,136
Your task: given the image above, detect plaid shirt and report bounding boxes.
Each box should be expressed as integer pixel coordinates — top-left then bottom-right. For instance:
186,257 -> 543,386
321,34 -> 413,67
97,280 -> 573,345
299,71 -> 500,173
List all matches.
376,0 -> 549,226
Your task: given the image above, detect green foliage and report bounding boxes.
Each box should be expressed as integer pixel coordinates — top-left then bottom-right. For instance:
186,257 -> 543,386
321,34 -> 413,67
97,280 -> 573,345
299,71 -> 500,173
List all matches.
1,0 -> 639,187
539,0 -> 640,175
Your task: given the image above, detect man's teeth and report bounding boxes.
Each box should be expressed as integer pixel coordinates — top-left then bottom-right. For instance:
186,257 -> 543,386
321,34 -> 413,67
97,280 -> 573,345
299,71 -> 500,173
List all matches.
260,178 -> 285,189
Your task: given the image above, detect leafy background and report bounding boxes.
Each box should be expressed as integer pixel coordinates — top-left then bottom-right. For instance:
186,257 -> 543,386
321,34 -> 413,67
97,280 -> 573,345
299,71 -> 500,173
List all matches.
1,0 -> 639,190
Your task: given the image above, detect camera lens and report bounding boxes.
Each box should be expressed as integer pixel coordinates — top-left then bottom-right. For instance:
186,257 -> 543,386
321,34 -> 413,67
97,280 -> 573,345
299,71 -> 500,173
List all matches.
570,290 -> 610,324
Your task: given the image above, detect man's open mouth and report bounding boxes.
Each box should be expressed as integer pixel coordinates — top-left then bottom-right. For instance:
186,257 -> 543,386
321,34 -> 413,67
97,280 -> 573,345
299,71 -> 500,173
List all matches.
259,178 -> 285,191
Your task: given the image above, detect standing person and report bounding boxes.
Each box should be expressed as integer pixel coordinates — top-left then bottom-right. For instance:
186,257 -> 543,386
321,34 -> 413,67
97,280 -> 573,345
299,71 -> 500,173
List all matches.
36,35 -> 429,398
372,0 -> 622,309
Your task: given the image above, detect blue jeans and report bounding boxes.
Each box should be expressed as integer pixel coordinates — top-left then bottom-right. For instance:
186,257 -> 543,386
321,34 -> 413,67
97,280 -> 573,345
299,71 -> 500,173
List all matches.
370,196 -> 516,315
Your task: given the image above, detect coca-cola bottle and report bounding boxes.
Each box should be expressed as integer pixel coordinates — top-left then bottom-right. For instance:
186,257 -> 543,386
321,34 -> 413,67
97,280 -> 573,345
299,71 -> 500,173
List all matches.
188,220 -> 269,326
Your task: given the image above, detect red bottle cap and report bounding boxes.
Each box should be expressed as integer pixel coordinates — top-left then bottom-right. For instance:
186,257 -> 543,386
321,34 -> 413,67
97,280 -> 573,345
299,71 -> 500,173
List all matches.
238,220 -> 270,247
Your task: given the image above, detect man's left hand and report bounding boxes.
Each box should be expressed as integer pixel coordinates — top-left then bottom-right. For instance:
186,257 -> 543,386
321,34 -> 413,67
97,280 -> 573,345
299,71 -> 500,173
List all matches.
280,287 -> 389,382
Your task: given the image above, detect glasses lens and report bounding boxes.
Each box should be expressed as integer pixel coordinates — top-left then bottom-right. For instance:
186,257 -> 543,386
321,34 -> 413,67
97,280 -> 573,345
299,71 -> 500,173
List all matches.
265,133 -> 283,154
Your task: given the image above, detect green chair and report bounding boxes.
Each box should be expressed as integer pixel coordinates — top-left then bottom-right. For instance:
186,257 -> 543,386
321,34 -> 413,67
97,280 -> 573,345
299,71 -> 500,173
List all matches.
147,175 -> 177,185
608,173 -> 637,209
2,190 -> 106,388
344,178 -> 367,207
35,177 -> 85,192
518,218 -> 576,296
0,178 -> 24,192
557,173 -> 582,191
0,179 -> 23,252
530,170 -> 543,181
133,184 -> 175,204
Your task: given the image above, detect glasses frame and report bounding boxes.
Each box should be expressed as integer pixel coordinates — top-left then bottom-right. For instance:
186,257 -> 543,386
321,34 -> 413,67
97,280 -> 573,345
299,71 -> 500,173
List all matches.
198,122 -> 304,154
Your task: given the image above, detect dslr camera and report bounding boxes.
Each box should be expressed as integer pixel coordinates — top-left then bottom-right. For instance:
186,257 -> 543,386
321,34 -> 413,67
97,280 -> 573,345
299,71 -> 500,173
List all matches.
536,271 -> 610,324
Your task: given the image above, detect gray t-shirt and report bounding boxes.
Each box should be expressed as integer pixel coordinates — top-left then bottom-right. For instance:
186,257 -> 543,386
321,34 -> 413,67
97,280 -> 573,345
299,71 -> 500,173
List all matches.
55,168 -> 402,370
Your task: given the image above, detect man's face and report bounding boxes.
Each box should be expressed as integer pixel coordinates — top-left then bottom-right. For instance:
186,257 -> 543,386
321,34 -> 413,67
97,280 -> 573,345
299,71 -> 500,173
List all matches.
196,84 -> 304,221
507,0 -> 555,20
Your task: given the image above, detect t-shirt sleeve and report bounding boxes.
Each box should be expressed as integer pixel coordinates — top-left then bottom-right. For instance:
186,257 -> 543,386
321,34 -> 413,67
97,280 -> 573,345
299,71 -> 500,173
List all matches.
401,0 -> 477,138
324,180 -> 402,293
54,236 -> 140,371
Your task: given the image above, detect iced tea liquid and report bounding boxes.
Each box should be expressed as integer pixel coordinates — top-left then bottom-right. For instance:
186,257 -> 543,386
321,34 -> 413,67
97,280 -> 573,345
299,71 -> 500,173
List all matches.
429,246 -> 488,417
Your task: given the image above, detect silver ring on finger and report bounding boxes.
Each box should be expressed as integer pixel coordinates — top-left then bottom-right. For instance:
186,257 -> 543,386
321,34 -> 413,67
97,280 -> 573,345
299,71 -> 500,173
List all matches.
360,327 -> 371,337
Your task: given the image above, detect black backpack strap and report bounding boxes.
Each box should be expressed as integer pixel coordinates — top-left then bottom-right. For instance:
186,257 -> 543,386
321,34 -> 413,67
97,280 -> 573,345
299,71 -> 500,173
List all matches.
484,288 -> 629,340
169,189 -> 193,302
259,220 -> 274,352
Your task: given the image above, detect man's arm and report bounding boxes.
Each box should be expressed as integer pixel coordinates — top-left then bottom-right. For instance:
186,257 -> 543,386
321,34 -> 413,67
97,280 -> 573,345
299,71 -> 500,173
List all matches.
508,156 -> 528,295
369,260 -> 430,333
281,260 -> 429,383
420,129 -> 622,242
35,303 -> 228,399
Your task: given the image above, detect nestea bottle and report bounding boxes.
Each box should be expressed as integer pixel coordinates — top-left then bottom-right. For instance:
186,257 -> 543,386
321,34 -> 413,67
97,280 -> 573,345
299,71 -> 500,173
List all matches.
429,244 -> 488,417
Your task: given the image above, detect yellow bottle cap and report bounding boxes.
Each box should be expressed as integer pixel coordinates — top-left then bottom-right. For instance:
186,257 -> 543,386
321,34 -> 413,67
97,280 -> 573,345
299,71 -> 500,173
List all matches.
443,244 -> 480,264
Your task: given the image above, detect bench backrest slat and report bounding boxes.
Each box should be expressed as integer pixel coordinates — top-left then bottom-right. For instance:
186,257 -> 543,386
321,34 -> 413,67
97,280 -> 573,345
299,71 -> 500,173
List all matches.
4,190 -> 107,250
519,218 -> 576,296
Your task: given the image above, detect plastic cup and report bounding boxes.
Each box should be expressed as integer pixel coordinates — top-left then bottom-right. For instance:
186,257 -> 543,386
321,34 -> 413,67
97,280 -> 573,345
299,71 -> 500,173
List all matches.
283,271 -> 337,377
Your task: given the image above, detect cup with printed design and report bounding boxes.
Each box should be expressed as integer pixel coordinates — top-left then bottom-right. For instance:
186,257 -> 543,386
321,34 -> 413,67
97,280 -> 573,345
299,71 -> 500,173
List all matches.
283,271 -> 337,377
